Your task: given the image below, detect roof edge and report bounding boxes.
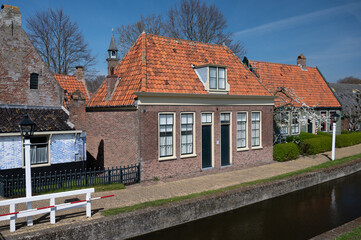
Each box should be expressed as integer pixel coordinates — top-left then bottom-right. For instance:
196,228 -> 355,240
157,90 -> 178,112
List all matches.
316,66 -> 342,108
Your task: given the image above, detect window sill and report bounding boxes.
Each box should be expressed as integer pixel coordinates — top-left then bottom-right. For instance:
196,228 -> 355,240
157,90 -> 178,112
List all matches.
237,147 -> 249,152
251,146 -> 263,150
208,90 -> 229,94
180,154 -> 197,159
158,156 -> 177,161
22,162 -> 51,168
201,167 -> 214,171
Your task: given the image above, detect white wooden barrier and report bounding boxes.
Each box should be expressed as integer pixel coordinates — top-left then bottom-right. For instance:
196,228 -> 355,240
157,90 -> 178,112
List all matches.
0,188 -> 94,232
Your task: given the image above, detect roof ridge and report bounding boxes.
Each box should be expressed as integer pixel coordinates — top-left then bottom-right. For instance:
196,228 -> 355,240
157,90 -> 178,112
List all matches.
250,59 -> 317,69
140,33 -> 147,92
146,33 -> 226,48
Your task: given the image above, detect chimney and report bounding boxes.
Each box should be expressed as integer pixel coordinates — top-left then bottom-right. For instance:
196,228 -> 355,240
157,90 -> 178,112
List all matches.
105,76 -> 118,101
297,54 -> 306,69
74,66 -> 90,99
0,5 -> 21,28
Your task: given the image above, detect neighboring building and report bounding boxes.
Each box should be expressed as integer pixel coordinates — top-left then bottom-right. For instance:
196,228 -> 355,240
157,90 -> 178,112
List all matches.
86,33 -> 275,180
329,83 -> 361,132
247,55 -> 342,137
0,5 -> 86,175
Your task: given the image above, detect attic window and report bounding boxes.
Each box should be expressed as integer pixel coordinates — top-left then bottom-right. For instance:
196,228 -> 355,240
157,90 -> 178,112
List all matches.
30,73 -> 39,89
209,67 -> 226,90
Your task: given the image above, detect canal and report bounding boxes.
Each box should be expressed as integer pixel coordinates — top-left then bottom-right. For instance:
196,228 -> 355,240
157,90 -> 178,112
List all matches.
132,170 -> 361,240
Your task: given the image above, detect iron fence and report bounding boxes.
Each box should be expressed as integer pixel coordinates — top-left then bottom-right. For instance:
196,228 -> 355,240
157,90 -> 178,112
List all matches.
0,164 -> 140,198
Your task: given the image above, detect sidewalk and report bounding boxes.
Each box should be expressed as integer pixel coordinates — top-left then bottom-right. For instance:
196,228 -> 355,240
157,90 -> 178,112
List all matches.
2,143 -> 361,236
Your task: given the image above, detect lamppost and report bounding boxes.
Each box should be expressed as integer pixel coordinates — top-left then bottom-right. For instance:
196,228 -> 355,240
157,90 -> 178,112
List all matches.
19,114 -> 36,226
331,112 -> 340,161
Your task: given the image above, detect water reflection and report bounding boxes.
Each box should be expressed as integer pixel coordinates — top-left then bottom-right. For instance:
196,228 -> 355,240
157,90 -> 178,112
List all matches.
132,171 -> 361,240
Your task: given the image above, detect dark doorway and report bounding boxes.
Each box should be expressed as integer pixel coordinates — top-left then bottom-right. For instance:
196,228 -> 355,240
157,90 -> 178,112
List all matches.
308,119 -> 313,133
202,125 -> 212,168
221,125 -> 230,166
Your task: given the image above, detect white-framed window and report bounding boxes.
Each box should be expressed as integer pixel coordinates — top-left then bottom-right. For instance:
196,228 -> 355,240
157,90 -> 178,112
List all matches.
159,113 -> 175,159
24,136 -> 49,166
291,112 -> 299,134
209,67 -> 226,90
202,113 -> 212,124
251,112 -> 261,147
329,111 -> 336,131
181,113 -> 194,155
237,112 -> 247,149
320,111 -> 327,132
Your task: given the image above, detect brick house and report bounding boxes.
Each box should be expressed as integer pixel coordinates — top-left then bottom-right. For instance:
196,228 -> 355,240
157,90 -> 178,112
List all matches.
329,83 -> 361,132
246,55 -> 342,138
0,5 -> 86,175
86,33 -> 275,180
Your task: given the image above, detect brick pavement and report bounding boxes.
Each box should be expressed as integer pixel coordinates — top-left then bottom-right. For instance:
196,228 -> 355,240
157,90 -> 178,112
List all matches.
1,143 -> 361,237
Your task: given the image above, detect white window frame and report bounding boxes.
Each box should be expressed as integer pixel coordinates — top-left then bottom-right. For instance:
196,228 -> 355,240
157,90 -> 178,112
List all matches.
201,112 -> 214,168
291,112 -> 300,135
237,112 -> 248,151
320,111 -> 327,132
158,112 -> 176,161
180,112 -> 196,158
22,135 -> 51,167
251,111 -> 262,149
208,66 -> 228,92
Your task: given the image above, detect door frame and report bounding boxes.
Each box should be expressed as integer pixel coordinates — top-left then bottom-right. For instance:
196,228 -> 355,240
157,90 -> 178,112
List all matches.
201,112 -> 214,169
220,112 -> 232,167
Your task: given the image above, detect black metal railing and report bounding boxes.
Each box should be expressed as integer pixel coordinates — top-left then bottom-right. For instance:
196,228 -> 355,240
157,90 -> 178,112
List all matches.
0,164 -> 140,198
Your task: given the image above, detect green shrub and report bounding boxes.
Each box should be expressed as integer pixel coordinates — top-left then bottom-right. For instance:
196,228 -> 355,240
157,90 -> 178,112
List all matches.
299,132 -> 321,141
286,135 -> 301,144
341,130 -> 350,134
300,136 -> 332,155
273,143 -> 300,162
316,131 -> 332,137
336,132 -> 361,148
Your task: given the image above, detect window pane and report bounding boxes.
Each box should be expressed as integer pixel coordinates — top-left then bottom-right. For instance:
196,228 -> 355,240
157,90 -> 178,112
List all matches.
218,68 -> 225,89
209,67 -> 217,89
159,114 -> 174,157
237,113 -> 247,148
251,112 -> 260,147
181,113 -> 193,155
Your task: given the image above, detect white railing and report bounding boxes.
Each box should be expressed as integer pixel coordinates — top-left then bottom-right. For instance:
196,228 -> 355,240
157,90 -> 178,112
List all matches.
0,188 -> 94,232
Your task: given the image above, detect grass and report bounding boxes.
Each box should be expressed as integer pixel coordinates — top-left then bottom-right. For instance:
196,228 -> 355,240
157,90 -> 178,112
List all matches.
335,226 -> 361,240
102,153 -> 361,216
37,182 -> 125,195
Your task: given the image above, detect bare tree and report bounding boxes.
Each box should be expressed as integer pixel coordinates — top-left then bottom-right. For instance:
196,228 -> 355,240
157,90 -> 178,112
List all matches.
26,8 -> 96,75
116,14 -> 163,57
165,0 -> 246,57
341,89 -> 361,131
86,75 -> 106,93
337,76 -> 361,84
116,0 -> 246,58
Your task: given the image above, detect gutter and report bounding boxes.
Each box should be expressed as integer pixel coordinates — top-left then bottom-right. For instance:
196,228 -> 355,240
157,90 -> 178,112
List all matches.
0,130 -> 83,137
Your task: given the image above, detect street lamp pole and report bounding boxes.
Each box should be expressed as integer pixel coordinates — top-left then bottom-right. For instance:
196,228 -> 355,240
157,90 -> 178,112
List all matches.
19,114 -> 36,226
331,113 -> 340,161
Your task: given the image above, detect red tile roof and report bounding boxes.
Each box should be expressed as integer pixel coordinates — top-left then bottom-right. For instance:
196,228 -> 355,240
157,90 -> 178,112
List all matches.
88,33 -> 271,107
249,60 -> 341,108
54,74 -> 89,104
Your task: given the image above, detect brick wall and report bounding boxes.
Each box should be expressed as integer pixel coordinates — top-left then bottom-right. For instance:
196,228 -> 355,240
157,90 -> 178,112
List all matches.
0,6 -> 64,107
138,105 -> 274,181
86,109 -> 140,168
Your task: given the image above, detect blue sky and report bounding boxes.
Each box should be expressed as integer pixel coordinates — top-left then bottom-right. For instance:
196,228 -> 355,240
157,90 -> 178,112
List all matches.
3,0 -> 361,82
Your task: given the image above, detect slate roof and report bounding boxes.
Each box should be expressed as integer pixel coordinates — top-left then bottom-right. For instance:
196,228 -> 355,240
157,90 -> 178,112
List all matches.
0,105 -> 74,133
249,60 -> 341,108
54,74 -> 89,104
88,33 -> 271,107
329,83 -> 361,110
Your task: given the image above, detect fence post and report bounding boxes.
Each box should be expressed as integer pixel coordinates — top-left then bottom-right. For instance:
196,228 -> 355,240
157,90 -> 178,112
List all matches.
50,197 -> 55,224
137,163 -> 141,183
108,168 -> 111,184
86,192 -> 91,217
10,203 -> 15,232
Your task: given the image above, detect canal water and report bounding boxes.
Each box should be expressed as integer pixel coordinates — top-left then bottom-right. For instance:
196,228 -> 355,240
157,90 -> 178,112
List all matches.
132,170 -> 361,240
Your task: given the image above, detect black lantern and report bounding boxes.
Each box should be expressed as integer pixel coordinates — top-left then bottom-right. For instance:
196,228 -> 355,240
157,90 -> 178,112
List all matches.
331,112 -> 340,123
19,114 -> 36,139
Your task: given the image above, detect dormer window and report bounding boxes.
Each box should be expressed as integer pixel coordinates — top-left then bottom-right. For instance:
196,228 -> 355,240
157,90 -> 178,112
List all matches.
209,67 -> 226,90
30,73 -> 39,89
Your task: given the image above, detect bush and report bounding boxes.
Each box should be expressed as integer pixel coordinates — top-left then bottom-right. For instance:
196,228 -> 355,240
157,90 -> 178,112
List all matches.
299,132 -> 321,141
341,130 -> 350,134
300,136 -> 332,155
286,135 -> 301,145
336,132 -> 361,148
316,131 -> 332,137
273,143 -> 300,162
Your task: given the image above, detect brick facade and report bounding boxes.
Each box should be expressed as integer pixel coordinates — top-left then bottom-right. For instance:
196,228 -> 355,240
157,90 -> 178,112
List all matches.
0,5 -> 64,107
86,109 -> 140,168
138,105 -> 273,180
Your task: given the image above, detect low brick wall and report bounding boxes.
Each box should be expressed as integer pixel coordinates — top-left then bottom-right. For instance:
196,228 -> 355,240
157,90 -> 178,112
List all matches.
7,159 -> 361,240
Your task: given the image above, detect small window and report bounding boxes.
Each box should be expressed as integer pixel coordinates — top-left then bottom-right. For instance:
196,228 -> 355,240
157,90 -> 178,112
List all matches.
221,113 -> 230,124
291,112 -> 299,134
181,113 -> 194,155
251,112 -> 261,147
237,112 -> 247,149
202,113 -> 212,124
208,67 -> 226,91
25,136 -> 49,165
320,111 -> 327,132
159,113 -> 175,158
30,73 -> 39,89
329,111 -> 336,131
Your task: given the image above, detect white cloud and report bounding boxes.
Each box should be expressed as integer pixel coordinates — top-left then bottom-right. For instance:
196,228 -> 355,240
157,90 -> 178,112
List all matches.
235,2 -> 361,37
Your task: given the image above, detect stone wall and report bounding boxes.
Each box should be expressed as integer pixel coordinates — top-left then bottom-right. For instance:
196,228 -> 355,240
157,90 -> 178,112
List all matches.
7,159 -> 361,240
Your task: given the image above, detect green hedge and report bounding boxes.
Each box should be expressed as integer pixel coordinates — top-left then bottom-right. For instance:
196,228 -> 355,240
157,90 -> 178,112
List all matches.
299,132 -> 322,140
273,143 -> 300,162
317,131 -> 332,137
341,130 -> 350,134
336,132 -> 361,148
300,136 -> 332,155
